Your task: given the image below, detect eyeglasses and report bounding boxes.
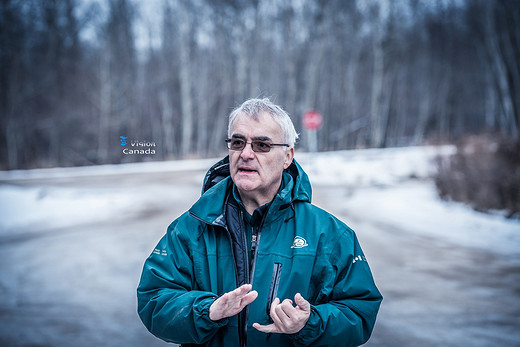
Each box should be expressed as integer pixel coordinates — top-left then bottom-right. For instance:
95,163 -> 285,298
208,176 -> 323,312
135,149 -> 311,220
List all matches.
225,138 -> 289,153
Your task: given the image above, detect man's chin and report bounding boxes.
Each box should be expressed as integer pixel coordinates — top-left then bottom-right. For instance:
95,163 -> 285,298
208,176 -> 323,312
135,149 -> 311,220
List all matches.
234,177 -> 260,192
235,182 -> 258,192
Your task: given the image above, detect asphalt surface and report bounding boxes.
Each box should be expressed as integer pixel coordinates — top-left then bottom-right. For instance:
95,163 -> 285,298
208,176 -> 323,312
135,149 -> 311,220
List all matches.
1,169 -> 519,346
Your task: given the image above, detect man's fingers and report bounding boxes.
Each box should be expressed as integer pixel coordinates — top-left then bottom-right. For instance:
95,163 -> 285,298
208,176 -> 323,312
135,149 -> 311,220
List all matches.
242,290 -> 258,306
295,293 -> 311,311
253,295 -> 312,334
209,284 -> 257,321
252,322 -> 278,333
230,284 -> 252,298
226,285 -> 255,306
229,285 -> 257,309
276,299 -> 296,326
269,298 -> 284,327
261,295 -> 312,334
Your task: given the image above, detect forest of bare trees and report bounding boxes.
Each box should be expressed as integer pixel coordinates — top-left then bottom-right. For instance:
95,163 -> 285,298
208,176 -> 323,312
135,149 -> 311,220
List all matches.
1,0 -> 519,169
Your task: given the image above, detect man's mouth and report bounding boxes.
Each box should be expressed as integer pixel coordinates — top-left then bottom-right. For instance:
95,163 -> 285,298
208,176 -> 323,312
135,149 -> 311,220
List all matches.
238,167 -> 257,174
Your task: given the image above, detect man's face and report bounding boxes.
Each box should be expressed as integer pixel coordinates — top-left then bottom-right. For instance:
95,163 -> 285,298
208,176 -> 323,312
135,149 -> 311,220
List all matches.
229,112 -> 294,203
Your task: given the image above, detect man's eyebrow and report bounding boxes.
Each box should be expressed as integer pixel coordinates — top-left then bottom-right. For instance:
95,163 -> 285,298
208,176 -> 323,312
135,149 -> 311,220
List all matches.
231,134 -> 273,142
252,136 -> 272,142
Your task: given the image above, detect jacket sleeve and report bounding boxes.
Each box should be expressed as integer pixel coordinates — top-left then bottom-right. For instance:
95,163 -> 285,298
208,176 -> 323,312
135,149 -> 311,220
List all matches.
293,230 -> 383,347
137,215 -> 228,344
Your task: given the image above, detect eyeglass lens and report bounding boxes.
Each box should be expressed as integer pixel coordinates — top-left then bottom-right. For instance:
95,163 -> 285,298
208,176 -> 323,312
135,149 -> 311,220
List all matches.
227,139 -> 271,152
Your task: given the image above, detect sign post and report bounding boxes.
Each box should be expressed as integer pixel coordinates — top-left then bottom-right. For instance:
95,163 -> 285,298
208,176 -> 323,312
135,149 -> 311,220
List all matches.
302,110 -> 323,152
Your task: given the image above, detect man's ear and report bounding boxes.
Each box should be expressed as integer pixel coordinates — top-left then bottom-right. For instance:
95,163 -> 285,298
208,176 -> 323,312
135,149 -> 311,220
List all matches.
283,147 -> 295,169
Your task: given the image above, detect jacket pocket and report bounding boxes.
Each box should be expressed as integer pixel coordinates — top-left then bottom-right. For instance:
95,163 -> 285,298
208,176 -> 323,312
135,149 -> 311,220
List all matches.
266,262 -> 283,316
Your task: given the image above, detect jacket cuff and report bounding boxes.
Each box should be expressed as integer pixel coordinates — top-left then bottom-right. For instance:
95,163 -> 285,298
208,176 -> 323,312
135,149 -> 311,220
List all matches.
196,296 -> 229,328
292,305 -> 321,345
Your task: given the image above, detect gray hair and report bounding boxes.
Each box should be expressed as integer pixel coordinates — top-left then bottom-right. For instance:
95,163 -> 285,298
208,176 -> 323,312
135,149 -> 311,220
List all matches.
228,98 -> 299,147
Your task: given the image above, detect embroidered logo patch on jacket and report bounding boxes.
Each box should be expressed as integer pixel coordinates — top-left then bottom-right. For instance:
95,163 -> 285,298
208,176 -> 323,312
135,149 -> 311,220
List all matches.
291,236 -> 309,248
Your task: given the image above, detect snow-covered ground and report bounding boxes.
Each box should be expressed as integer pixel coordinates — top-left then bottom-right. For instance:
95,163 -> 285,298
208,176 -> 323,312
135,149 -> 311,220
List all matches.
296,147 -> 520,258
2,146 -> 518,256
0,157 -> 216,234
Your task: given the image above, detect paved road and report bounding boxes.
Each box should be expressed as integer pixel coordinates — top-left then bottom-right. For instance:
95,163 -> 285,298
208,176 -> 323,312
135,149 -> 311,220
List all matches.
1,169 -> 519,346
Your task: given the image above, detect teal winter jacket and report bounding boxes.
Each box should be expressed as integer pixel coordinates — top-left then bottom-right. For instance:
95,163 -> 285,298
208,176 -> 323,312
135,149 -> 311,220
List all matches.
137,158 -> 382,347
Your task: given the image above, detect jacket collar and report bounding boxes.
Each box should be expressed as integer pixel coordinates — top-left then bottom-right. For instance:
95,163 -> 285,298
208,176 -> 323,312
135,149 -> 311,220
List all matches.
190,157 -> 312,225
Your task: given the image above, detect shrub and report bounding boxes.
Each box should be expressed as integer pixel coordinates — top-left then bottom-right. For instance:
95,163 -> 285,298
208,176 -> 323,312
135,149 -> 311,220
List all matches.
434,135 -> 520,218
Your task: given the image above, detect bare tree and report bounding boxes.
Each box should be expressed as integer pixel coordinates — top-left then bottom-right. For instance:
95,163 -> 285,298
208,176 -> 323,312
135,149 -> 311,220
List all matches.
96,0 -> 137,163
482,1 -> 520,137
1,0 -> 518,169
0,0 -> 26,169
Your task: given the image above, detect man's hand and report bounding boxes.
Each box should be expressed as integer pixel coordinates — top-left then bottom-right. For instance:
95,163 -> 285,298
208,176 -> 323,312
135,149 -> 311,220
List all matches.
253,293 -> 311,334
209,284 -> 258,321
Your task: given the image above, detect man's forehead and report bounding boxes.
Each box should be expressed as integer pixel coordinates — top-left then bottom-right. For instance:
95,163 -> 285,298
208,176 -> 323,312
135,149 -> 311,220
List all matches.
230,112 -> 282,138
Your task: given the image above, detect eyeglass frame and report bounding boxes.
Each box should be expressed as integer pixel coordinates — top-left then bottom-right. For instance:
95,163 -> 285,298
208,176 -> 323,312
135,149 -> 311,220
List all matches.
225,138 -> 290,153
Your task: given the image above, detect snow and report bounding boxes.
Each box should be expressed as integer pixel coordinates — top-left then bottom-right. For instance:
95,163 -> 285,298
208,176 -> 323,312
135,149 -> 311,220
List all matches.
295,146 -> 520,257
295,145 -> 454,187
0,158 -> 215,234
0,157 -> 217,180
0,185 -> 130,231
343,182 -> 520,256
1,145 -> 518,255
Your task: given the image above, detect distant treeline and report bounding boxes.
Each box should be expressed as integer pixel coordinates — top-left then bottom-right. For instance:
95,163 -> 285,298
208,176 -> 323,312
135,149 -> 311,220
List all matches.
1,0 -> 519,169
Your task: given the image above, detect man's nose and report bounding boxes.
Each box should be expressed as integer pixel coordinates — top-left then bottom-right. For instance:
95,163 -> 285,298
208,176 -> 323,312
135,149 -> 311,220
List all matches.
240,142 -> 256,159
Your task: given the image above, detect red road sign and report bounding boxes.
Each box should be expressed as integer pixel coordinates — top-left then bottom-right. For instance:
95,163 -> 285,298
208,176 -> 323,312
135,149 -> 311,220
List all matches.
302,110 -> 323,130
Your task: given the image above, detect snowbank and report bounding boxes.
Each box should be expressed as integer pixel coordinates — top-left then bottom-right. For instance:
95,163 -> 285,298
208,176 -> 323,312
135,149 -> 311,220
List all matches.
1,146 -> 518,257
0,185 -> 135,231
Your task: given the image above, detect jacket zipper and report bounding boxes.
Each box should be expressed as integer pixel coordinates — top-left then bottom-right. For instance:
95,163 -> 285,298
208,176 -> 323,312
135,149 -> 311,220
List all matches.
240,213 -> 266,347
266,262 -> 283,316
250,227 -> 256,276
239,211 -> 249,347
249,216 -> 264,286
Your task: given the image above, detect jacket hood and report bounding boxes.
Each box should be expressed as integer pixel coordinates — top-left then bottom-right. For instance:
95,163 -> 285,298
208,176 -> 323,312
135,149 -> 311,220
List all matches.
192,156 -> 312,224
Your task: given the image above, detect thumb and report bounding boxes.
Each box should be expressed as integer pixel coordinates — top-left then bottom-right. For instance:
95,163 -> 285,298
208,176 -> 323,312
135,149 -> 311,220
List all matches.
295,293 -> 310,311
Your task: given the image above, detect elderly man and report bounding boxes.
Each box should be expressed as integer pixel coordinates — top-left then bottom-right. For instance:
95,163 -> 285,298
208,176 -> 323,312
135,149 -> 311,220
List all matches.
137,98 -> 382,347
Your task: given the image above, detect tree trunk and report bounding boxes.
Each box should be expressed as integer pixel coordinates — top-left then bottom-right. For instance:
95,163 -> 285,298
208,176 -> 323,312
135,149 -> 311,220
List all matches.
97,50 -> 111,164
5,115 -> 19,169
179,19 -> 194,157
484,2 -> 518,137
159,89 -> 176,159
370,26 -> 386,148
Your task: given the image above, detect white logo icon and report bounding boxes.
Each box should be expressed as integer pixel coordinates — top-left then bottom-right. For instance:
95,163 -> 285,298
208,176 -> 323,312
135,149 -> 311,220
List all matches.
352,255 -> 367,263
291,236 -> 308,248
153,248 -> 167,256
